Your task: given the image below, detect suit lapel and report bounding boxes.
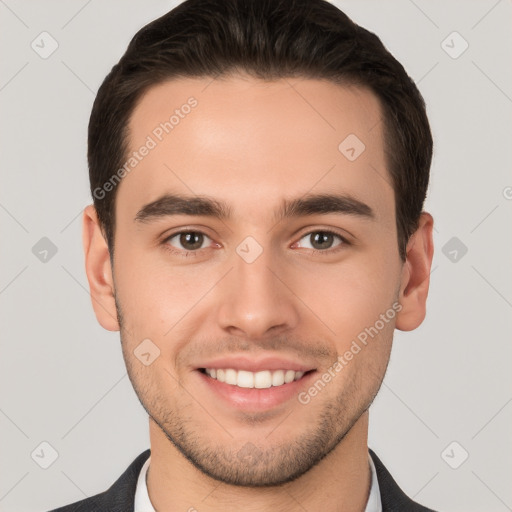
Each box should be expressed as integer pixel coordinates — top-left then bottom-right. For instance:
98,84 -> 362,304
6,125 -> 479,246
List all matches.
369,449 -> 437,512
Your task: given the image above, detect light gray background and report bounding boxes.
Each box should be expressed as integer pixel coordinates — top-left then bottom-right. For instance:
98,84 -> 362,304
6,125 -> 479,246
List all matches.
1,1 -> 511,511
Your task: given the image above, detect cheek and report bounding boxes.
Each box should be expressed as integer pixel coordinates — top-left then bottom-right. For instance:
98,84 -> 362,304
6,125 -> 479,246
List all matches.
290,255 -> 400,339
114,251 -> 213,336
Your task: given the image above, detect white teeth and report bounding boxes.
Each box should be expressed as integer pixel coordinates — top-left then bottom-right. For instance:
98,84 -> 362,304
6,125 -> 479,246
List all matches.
272,370 -> 285,386
225,368 -> 237,385
254,370 -> 272,389
284,370 -> 296,383
203,368 -> 308,388
237,370 -> 254,388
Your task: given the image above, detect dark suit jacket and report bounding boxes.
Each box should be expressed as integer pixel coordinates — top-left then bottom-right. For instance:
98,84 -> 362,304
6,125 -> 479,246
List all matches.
48,448 -> 437,511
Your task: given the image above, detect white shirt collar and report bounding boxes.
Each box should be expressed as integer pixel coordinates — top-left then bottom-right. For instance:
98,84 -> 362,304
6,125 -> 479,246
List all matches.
135,452 -> 382,512
134,455 -> 154,512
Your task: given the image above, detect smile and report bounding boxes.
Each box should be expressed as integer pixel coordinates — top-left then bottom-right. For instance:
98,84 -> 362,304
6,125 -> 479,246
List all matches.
200,368 -> 310,389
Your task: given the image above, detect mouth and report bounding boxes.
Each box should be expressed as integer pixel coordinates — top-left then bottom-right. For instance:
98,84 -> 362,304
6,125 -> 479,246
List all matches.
198,367 -> 315,389
196,367 -> 318,412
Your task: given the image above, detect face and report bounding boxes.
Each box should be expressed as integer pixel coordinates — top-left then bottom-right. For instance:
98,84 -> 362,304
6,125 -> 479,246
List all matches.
87,76 -> 427,487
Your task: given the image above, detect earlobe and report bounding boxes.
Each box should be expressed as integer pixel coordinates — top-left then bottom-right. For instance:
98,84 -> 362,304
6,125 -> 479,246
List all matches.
395,212 -> 434,332
82,205 -> 120,331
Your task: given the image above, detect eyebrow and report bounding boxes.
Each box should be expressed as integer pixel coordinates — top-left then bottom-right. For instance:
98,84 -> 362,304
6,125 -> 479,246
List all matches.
134,192 -> 375,224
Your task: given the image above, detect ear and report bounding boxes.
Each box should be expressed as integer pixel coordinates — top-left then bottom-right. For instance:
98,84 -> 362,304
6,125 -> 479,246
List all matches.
82,204 -> 120,331
395,212 -> 434,332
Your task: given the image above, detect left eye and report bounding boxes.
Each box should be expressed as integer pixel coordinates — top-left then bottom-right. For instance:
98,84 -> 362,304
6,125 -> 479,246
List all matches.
167,231 -> 212,251
296,231 -> 345,251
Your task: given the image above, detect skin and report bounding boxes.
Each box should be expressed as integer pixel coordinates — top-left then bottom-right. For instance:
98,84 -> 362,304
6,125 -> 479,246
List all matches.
83,75 -> 434,511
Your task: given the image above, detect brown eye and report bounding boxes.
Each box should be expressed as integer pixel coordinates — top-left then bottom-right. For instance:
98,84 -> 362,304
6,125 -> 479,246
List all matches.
167,231 -> 210,251
297,231 -> 345,251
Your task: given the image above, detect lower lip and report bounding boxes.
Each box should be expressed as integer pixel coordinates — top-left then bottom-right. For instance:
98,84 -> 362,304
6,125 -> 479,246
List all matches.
196,369 -> 317,412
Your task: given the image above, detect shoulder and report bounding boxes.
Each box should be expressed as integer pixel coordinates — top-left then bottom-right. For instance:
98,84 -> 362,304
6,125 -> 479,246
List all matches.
369,449 -> 439,512
47,449 -> 151,512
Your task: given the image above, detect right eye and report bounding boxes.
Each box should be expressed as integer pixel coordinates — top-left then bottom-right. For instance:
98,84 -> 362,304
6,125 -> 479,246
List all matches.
164,231 -> 214,255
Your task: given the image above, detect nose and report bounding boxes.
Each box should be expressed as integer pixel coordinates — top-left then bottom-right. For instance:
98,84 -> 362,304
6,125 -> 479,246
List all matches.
216,244 -> 300,339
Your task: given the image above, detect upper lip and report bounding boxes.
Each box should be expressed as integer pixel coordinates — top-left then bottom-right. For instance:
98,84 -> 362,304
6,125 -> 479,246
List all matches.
195,355 -> 317,373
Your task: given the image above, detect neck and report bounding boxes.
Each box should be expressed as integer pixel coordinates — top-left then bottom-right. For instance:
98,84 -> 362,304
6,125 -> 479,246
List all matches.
146,412 -> 372,512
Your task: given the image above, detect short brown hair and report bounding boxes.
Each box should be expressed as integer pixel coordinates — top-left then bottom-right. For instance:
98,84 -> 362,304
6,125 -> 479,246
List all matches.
88,0 -> 432,261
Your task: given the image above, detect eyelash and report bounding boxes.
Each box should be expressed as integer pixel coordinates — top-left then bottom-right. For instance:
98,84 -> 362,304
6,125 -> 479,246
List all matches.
162,229 -> 350,258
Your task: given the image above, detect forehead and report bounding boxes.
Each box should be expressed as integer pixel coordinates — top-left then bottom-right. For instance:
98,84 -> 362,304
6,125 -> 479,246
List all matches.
119,75 -> 393,225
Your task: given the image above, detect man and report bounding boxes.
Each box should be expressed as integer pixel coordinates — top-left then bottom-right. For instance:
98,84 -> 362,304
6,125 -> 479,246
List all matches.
51,0 -> 436,510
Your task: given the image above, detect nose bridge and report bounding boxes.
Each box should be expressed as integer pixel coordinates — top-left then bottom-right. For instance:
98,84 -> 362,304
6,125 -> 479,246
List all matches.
216,238 -> 299,337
